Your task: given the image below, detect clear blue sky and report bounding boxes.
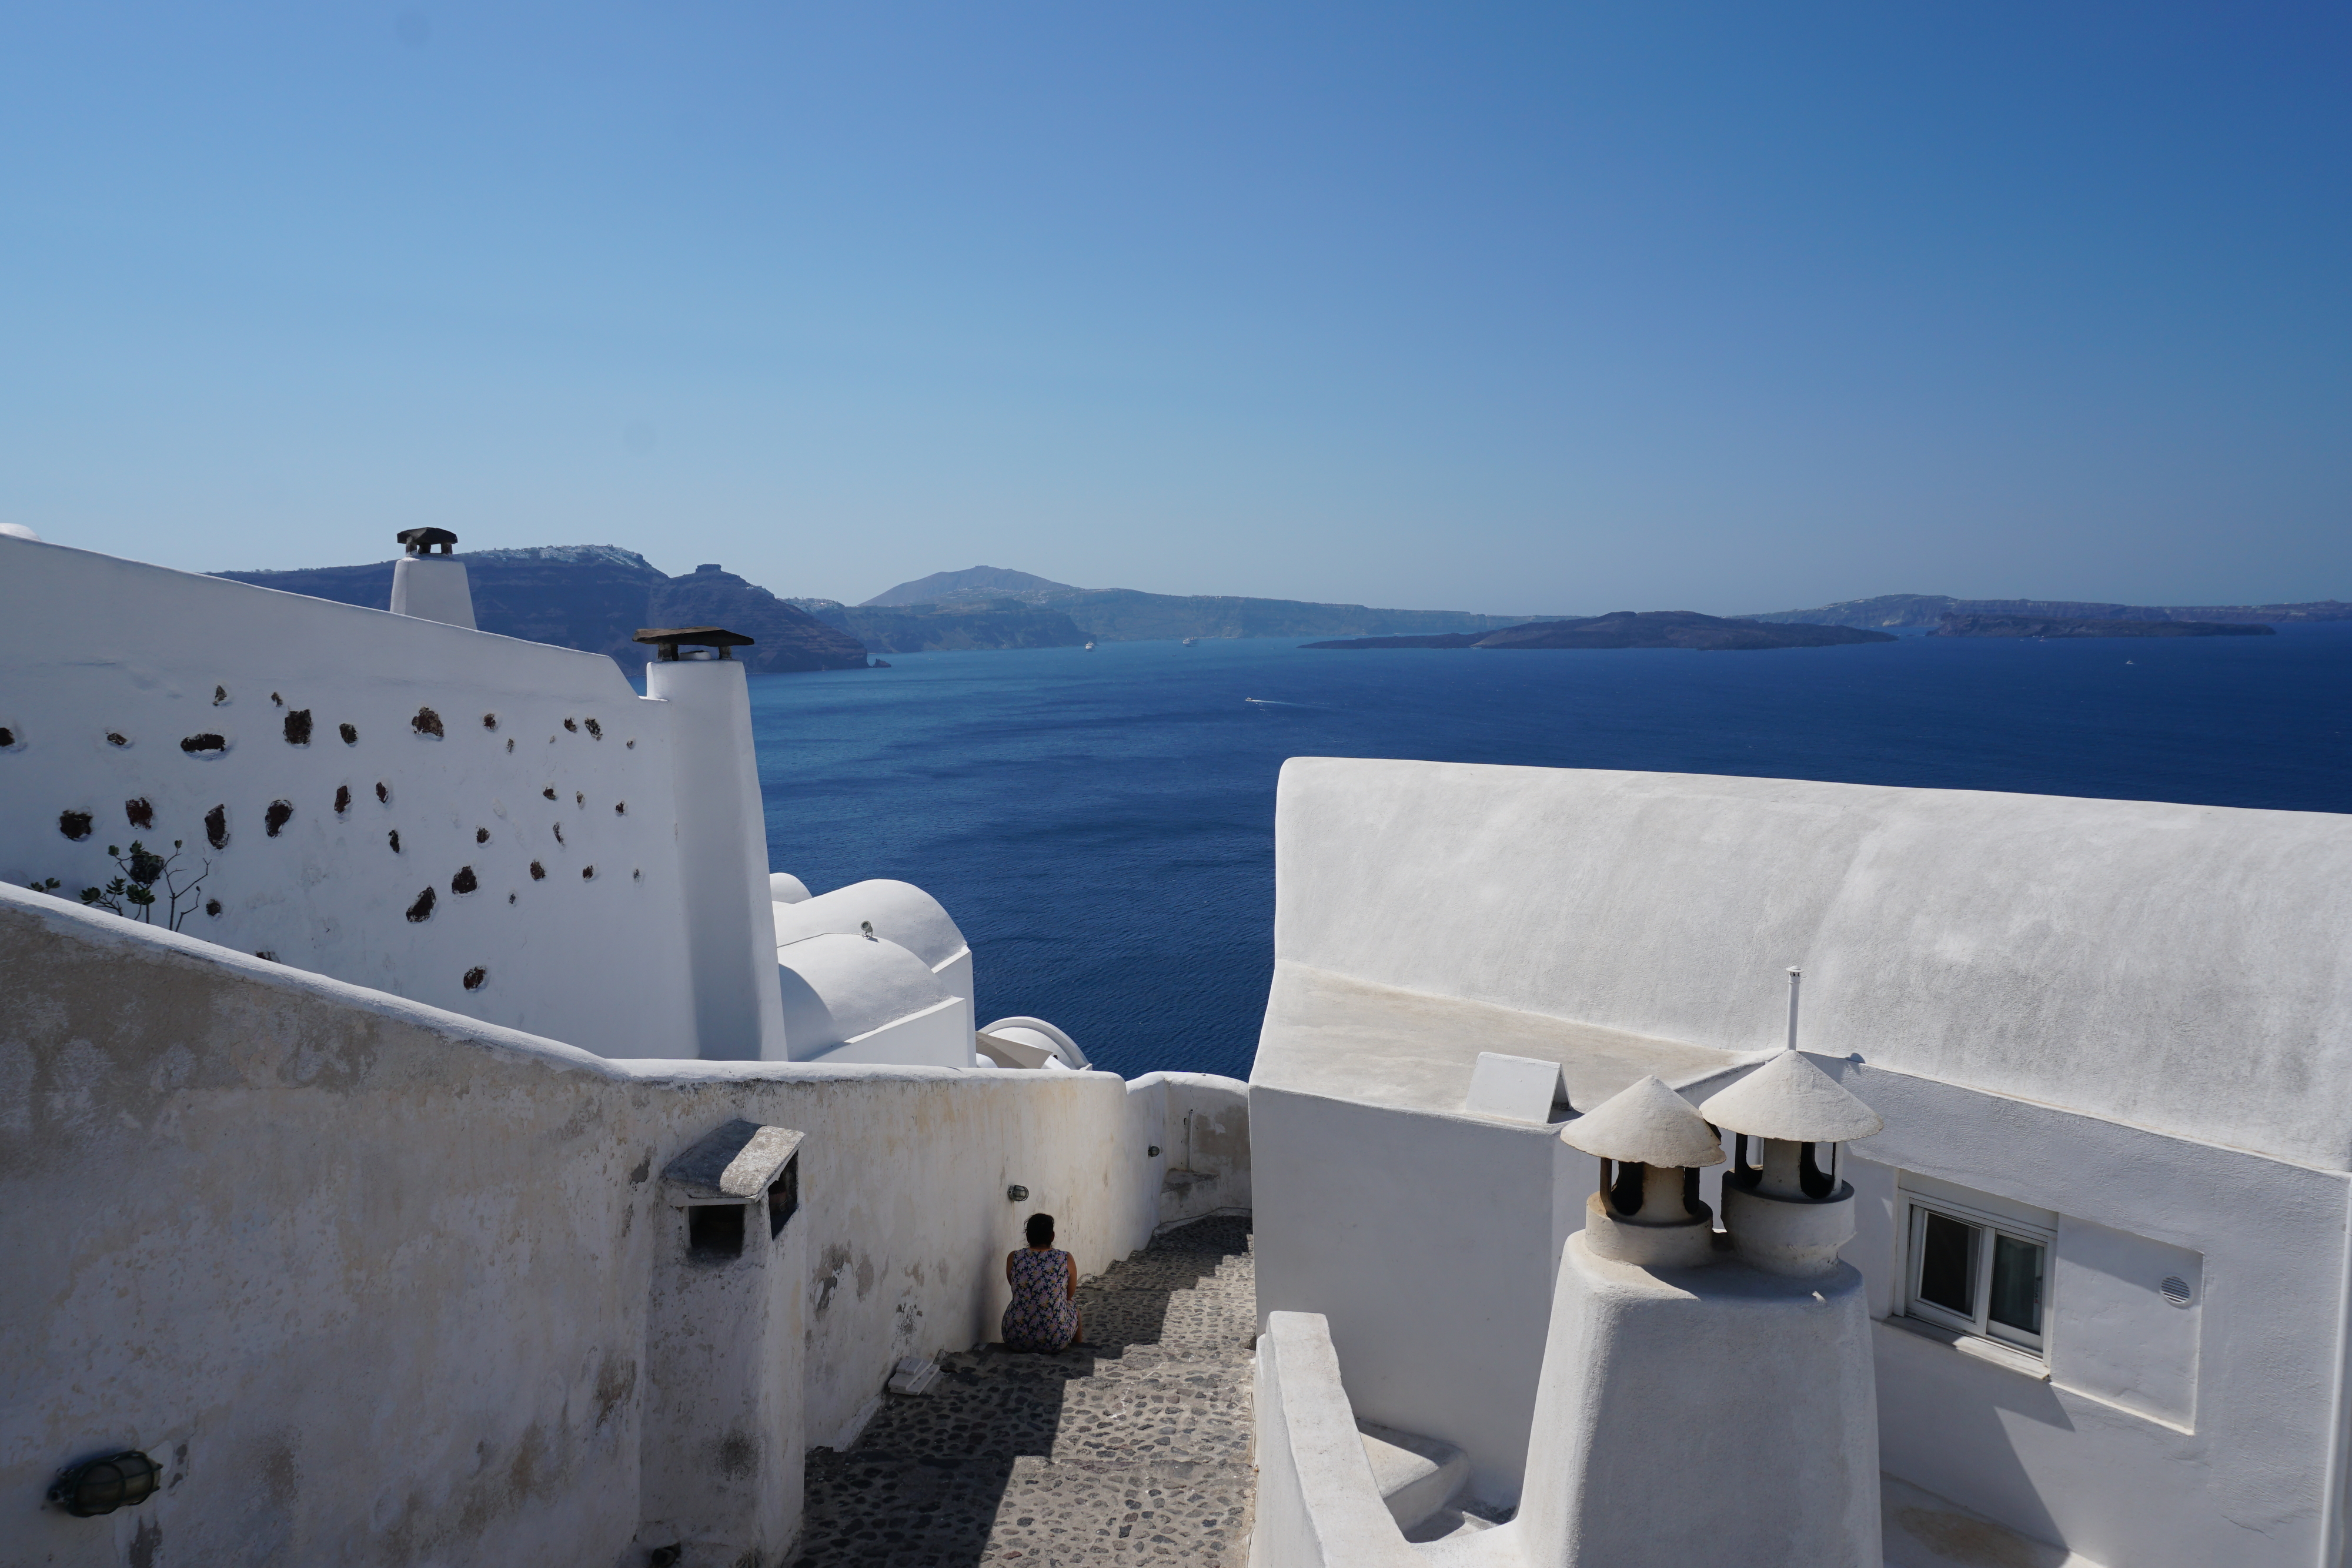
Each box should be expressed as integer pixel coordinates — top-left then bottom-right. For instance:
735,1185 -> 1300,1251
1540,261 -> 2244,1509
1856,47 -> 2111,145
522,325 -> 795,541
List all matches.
2,4 -> 2345,613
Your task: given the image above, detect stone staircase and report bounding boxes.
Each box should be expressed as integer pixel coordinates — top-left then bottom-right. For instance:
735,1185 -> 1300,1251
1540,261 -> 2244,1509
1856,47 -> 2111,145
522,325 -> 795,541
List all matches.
795,1215 -> 1258,1566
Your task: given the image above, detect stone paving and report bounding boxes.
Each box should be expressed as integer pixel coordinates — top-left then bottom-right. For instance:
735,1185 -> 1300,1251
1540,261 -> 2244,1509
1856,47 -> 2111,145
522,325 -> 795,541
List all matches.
795,1215 -> 1258,1568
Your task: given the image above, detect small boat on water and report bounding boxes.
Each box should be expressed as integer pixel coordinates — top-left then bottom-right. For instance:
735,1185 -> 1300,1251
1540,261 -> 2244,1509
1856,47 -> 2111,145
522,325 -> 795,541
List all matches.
1182,637 -> 1198,646
1083,641 -> 1096,651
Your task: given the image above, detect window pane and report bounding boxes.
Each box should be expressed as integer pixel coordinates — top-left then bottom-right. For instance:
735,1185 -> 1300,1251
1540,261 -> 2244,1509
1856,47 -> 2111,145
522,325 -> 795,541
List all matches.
1988,1234 -> 2044,1336
1917,1212 -> 1977,1315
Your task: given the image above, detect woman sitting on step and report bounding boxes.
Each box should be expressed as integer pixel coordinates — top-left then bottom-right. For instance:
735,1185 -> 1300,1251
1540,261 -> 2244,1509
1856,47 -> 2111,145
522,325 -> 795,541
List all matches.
1002,1212 -> 1083,1352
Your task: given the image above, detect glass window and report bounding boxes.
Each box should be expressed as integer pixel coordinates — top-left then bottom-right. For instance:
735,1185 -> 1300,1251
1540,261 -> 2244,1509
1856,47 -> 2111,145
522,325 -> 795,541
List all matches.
1905,1194 -> 2050,1355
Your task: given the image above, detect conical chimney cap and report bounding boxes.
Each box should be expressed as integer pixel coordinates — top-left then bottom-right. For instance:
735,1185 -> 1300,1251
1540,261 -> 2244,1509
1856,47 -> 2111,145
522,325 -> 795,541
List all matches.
1698,1051 -> 1883,1144
1559,1075 -> 1726,1167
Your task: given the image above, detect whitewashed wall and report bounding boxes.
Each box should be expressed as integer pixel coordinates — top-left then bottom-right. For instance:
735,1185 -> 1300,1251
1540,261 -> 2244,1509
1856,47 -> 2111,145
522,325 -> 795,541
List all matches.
1,884 -> 1166,1564
0,535 -> 702,1058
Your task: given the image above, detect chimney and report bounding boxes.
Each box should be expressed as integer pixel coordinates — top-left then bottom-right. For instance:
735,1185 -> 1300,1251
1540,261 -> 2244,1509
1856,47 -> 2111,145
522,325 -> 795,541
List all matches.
389,529 -> 476,629
636,627 -> 786,1061
1699,1048 -> 1884,1277
1558,1074 -> 1726,1269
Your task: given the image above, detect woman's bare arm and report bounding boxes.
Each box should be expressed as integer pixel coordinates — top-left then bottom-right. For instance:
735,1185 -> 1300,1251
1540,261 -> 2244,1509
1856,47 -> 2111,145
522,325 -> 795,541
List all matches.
1065,1253 -> 1078,1299
1007,1251 -> 1018,1286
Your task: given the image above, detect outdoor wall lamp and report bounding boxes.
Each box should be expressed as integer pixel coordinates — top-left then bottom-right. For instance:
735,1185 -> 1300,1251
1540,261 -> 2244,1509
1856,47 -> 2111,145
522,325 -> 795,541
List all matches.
47,1450 -> 161,1517
1007,1185 -> 1029,1202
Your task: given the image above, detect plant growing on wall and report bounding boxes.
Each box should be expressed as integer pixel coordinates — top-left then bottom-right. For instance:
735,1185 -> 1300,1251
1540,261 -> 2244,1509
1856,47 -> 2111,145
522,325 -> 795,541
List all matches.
77,840 -> 212,931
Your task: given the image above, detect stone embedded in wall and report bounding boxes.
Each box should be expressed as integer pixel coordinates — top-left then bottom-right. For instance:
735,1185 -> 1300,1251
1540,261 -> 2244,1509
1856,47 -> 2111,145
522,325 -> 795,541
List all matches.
574,791 -> 584,806
452,866 -> 477,895
389,830 -> 401,853
582,865 -> 595,880
204,898 -> 221,917
339,723 -> 358,744
505,738 -> 514,753
482,713 -> 497,730
205,804 -> 228,848
475,827 -> 489,843
265,800 -> 293,837
376,781 -> 389,803
270,693 -> 282,707
283,710 -> 312,745
211,684 -> 226,705
585,718 -> 602,739
180,733 -> 228,755
412,707 -> 444,738
530,861 -> 546,880
564,717 -> 577,733
614,801 -> 626,815
542,787 -> 556,800
106,731 -> 129,747
58,810 -> 92,840
463,966 -> 487,990
0,726 -> 16,747
553,823 -> 564,844
125,798 -> 153,829
335,785 -> 352,814
406,887 -> 436,922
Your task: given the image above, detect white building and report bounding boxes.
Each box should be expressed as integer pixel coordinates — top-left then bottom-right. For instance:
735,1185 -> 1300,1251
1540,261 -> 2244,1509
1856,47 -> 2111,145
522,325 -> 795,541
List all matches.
1248,755 -> 2352,1567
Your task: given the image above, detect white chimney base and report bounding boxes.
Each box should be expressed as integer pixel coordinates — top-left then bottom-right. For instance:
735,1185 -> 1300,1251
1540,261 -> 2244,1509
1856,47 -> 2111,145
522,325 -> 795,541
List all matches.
1512,1232 -> 1882,1568
389,554 -> 476,628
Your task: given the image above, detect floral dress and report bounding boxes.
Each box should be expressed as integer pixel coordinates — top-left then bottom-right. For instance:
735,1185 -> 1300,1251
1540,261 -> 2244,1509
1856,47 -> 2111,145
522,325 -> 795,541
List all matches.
1001,1246 -> 1079,1350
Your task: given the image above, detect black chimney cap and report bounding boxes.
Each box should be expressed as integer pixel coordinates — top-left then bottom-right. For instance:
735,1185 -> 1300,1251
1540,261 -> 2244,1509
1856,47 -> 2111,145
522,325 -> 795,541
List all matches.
397,527 -> 459,556
635,626 -> 756,661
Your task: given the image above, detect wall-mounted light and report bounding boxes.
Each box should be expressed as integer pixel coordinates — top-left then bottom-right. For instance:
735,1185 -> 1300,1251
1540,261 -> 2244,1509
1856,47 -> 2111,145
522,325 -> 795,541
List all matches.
47,1450 -> 161,1517
1006,1185 -> 1029,1202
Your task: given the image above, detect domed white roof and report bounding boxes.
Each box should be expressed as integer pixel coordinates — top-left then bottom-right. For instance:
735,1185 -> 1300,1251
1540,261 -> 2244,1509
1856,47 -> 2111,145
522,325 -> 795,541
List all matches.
776,932 -> 952,1055
1699,1051 -> 1883,1144
982,1016 -> 1088,1070
769,871 -> 812,905
773,878 -> 967,971
1559,1075 -> 1726,1168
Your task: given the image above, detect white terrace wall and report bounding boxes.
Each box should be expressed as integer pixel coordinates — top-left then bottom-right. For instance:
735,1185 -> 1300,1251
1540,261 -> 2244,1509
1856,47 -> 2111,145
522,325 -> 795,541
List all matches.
0,535 -> 707,1059
0,886 -> 1162,1565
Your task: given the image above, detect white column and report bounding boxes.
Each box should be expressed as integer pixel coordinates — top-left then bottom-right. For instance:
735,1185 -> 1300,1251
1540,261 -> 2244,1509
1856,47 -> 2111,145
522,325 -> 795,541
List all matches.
389,556 -> 477,628
646,656 -> 786,1060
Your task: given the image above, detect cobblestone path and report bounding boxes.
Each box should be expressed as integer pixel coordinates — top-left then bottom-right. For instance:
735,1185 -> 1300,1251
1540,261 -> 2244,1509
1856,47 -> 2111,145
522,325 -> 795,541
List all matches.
795,1215 -> 1257,1567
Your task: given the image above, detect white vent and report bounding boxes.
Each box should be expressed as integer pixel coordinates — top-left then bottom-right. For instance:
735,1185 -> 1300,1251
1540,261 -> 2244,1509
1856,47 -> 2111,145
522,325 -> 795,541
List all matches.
2160,1276 -> 2193,1307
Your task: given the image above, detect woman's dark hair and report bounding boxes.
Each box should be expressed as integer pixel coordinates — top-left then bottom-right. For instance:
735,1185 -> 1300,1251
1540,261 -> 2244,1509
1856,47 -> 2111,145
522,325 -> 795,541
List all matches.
1025,1213 -> 1055,1248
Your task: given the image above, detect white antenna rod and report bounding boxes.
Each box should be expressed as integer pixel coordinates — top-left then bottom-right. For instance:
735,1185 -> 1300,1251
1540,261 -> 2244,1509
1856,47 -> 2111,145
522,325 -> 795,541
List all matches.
1786,967 -> 1802,1052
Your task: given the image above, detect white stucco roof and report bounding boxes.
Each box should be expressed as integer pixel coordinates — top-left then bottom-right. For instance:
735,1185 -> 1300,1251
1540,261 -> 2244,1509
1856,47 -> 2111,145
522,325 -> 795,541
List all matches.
776,931 -> 951,1053
772,878 -> 968,972
1269,758 -> 2352,1170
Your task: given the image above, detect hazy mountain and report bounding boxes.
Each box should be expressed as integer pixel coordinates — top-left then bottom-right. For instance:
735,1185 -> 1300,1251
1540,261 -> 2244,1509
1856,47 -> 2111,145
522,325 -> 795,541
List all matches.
1743,593 -> 2352,629
1308,611 -> 1895,652
212,549 -> 870,673
801,597 -> 1091,653
861,564 -> 1536,642
1932,614 -> 2274,639
861,566 -> 1077,607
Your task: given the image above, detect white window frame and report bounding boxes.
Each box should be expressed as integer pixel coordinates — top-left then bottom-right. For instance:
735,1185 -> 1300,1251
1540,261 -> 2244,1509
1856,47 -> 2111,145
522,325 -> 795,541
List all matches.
1900,1189 -> 2054,1358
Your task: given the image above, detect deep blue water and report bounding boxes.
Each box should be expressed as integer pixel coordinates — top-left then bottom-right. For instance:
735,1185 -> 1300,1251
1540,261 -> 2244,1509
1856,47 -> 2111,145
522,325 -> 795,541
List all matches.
751,627 -> 2352,1081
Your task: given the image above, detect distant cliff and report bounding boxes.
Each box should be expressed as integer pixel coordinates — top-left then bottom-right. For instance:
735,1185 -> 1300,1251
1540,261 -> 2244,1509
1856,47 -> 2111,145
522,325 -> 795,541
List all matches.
793,597 -> 1090,653
859,565 -> 1536,642
212,549 -> 870,673
1308,611 -> 1895,651
1743,593 -> 2351,629
1931,614 -> 2275,640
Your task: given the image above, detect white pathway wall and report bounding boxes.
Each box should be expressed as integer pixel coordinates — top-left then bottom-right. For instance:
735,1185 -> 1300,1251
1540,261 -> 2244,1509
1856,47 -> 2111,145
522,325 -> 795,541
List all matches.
0,885 -> 1165,1564
0,534 -> 723,1060
1258,757 -> 2352,1567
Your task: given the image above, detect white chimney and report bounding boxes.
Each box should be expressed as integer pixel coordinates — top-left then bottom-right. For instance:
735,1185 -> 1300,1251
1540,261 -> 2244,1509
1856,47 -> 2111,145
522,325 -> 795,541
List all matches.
388,528 -> 476,629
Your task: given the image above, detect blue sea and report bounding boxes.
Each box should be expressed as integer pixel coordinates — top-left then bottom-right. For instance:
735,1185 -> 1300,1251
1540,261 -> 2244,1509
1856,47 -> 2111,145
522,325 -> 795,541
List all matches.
751,627 -> 2352,1081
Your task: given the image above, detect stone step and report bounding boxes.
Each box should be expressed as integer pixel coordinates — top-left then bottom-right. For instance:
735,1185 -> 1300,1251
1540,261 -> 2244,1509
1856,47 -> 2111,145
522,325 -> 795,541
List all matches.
980,1455 -> 1254,1565
1357,1420 -> 1471,1533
